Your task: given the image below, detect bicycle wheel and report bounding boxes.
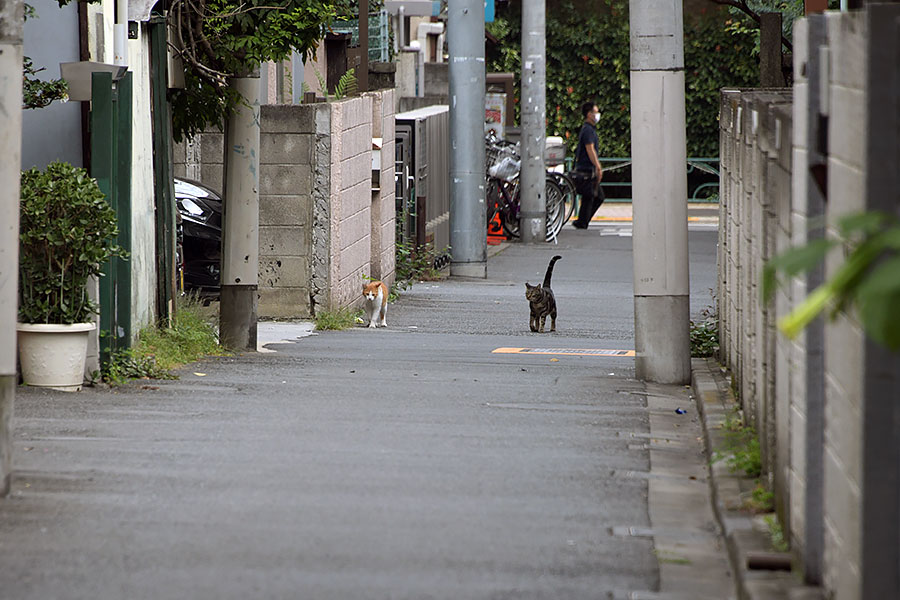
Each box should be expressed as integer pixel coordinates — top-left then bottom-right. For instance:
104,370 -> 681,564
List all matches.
500,178 -> 565,241
499,180 -> 521,239
544,177 -> 566,241
549,171 -> 578,225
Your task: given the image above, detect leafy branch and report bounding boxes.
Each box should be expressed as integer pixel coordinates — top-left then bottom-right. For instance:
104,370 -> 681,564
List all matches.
763,212 -> 900,352
166,0 -> 342,142
22,3 -> 69,109
709,0 -> 794,52
333,67 -> 357,99
23,56 -> 68,109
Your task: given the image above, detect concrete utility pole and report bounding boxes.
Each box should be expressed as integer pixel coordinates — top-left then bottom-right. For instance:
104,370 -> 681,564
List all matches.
519,0 -> 546,244
220,72 -> 261,351
0,0 -> 24,496
448,0 -> 486,278
629,0 -> 690,384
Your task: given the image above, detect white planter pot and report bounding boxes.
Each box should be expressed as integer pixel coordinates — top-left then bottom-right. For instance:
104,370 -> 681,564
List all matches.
16,322 -> 96,392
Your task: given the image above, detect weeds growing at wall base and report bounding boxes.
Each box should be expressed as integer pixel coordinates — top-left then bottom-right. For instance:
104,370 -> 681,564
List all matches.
314,307 -> 362,331
100,294 -> 227,384
713,408 -> 762,479
392,239 -> 447,300
744,482 -> 775,513
690,302 -> 719,358
763,514 -> 789,553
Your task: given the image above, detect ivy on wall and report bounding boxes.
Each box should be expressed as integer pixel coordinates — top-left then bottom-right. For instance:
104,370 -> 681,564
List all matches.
487,0 -> 759,158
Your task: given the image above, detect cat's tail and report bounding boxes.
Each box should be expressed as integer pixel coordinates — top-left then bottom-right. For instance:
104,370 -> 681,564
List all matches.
543,255 -> 562,288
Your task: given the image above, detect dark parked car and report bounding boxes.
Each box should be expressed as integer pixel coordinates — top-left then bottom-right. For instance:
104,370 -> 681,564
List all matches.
175,177 -> 222,296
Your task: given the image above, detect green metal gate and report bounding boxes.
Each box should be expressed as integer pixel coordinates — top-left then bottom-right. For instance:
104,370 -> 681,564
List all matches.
90,71 -> 132,365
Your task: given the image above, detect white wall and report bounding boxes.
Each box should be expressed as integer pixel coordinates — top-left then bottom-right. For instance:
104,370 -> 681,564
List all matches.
85,1 -> 157,337
21,0 -> 83,169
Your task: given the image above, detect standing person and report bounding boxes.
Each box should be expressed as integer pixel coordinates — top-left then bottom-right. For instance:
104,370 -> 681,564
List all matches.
571,102 -> 605,229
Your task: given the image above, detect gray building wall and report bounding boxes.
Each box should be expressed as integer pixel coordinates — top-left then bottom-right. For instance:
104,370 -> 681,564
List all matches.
21,0 -> 83,169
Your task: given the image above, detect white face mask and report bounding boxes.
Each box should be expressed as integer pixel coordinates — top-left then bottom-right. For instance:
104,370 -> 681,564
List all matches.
593,112 -> 601,124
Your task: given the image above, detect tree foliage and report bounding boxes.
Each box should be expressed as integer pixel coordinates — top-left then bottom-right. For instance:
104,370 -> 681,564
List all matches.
22,3 -> 69,110
23,56 -> 68,109
487,0 -> 759,158
168,0 -> 344,142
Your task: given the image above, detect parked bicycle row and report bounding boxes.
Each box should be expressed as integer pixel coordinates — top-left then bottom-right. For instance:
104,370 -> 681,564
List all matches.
484,131 -> 576,242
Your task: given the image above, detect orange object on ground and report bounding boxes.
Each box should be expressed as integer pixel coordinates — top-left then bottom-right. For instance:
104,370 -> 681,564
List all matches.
487,212 -> 504,245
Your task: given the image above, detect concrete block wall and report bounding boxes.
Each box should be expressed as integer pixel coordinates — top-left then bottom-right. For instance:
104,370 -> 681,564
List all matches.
366,89 -> 397,286
258,104 -> 319,318
768,103 -> 794,539
720,89 -> 792,495
820,12 -> 867,600
172,130 -> 225,195
718,9 -> 900,599
787,16 -> 811,572
327,96 -> 374,310
173,90 -> 397,318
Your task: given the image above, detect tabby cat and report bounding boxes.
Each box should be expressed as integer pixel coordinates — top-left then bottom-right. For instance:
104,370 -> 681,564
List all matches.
525,255 -> 561,333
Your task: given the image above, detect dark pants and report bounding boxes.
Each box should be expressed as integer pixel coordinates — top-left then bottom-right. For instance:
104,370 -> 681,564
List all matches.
572,171 -> 604,227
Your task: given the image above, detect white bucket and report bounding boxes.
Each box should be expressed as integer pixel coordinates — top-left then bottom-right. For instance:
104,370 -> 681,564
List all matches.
16,322 -> 96,392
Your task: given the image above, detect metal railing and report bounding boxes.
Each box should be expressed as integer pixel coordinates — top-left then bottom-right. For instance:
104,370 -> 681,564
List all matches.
562,157 -> 720,203
331,9 -> 391,63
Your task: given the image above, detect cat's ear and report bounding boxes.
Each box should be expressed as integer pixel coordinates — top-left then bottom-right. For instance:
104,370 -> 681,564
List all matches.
525,283 -> 531,289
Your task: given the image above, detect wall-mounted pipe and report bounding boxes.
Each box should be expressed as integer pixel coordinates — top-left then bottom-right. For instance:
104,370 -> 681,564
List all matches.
114,0 -> 128,66
417,21 -> 444,63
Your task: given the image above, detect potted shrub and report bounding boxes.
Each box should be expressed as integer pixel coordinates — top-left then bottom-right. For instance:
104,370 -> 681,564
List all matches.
17,161 -> 125,391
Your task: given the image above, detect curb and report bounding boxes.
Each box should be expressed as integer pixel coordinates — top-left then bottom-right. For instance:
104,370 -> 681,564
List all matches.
690,358 -> 824,600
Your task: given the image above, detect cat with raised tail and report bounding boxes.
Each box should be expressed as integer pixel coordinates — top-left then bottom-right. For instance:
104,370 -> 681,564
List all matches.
362,280 -> 389,328
525,255 -> 562,333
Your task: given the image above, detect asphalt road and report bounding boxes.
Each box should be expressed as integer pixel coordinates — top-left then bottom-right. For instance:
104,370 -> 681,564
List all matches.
0,224 -> 722,599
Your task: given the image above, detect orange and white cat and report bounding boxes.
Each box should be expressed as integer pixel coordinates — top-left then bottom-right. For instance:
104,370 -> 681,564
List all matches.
362,280 -> 388,328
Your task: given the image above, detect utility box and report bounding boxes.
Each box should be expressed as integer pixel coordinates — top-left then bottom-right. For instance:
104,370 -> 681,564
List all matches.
395,105 -> 450,267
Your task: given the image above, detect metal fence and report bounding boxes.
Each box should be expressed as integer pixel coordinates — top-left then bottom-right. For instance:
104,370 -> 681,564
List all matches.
562,157 -> 720,203
331,9 -> 391,63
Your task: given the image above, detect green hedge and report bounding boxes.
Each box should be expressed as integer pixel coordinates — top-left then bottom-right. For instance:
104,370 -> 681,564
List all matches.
487,0 -> 759,158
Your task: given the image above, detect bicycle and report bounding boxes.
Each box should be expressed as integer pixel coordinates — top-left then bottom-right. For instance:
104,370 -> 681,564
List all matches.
547,169 -> 578,226
485,134 -> 566,242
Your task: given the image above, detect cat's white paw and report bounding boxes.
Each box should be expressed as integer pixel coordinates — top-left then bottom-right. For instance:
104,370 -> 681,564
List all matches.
368,322 -> 376,328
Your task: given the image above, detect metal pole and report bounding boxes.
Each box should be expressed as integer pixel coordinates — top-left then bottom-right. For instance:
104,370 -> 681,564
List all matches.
291,50 -> 302,104
520,0 -> 546,243
358,0 -> 369,92
448,0 -> 486,278
0,0 -> 24,496
114,0 -> 128,66
629,0 -> 691,384
220,72 -> 261,351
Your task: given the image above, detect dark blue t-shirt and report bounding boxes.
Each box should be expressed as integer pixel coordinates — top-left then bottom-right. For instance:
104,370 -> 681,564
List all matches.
574,123 -> 599,171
